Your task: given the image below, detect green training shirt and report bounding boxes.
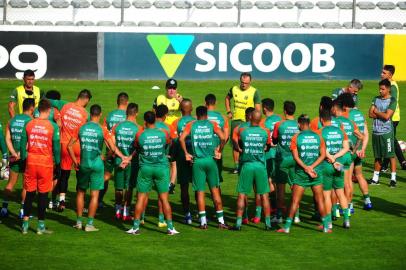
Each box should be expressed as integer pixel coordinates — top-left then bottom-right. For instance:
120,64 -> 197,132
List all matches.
136,127 -> 170,167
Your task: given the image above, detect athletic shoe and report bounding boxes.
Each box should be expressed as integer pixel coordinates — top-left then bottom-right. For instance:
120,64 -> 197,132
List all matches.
140,219 -> 145,225
323,228 -> 333,233
218,223 -> 229,230
363,203 -> 373,210
169,183 -> 176,194
242,218 -> 249,225
232,168 -> 239,174
276,228 -> 289,234
368,179 -> 380,185
57,200 -> 65,212
250,217 -> 261,224
18,208 -> 24,219
389,180 -> 397,188
167,228 -> 180,235
184,213 -> 192,225
73,223 -> 83,230
37,228 -> 53,235
380,166 -> 389,173
48,201 -> 53,209
294,216 -> 301,224
198,224 -> 208,230
85,225 -> 99,232
350,208 -> 355,214
115,212 -> 122,220
343,220 -> 350,229
0,207 -> 8,218
229,226 -> 241,231
126,228 -> 140,235
22,225 -> 28,234
122,215 -> 132,221
158,221 -> 167,228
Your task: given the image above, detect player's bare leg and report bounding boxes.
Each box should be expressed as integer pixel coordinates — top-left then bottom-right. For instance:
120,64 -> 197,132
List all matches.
344,164 -> 355,214
159,192 -> 178,235
210,187 -> 227,229
233,193 -> 247,230
276,183 -> 286,223
277,184 -> 304,233
127,192 -> 148,234
335,188 -> 350,228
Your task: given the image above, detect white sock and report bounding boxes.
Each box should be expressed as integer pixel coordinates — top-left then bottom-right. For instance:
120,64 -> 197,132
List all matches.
365,197 -> 372,204
59,194 -> 65,202
199,212 -> 207,225
372,171 -> 380,181
123,206 -> 129,216
115,204 -> 122,212
217,216 -> 225,224
391,172 -> 396,181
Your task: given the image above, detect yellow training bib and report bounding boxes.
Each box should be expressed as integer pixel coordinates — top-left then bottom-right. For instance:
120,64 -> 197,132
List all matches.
16,85 -> 41,114
231,85 -> 257,121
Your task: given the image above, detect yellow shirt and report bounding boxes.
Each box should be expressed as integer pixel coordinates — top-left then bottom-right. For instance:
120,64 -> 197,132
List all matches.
228,85 -> 260,121
10,85 -> 41,114
154,94 -> 181,125
391,81 -> 400,121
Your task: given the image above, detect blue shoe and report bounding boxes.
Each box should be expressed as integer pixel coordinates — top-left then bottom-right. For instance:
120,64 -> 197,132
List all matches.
350,208 -> 355,214
339,208 -> 343,215
363,203 -> 373,210
184,213 -> 192,225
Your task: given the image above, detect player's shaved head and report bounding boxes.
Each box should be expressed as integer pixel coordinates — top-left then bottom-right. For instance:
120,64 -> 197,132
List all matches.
196,106 -> 208,119
181,98 -> 193,114
250,110 -> 262,125
144,111 -> 156,124
90,104 -> 102,117
22,98 -> 35,112
156,104 -> 168,118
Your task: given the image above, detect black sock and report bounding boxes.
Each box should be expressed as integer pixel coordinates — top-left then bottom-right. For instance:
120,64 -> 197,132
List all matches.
99,181 -> 109,203
24,191 -> 36,218
58,170 -> 71,195
38,193 -> 48,220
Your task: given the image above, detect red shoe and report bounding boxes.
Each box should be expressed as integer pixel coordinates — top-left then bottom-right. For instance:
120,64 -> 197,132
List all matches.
115,212 -> 122,220
242,218 -> 249,225
122,215 -> 132,221
276,228 -> 289,234
250,217 -> 261,224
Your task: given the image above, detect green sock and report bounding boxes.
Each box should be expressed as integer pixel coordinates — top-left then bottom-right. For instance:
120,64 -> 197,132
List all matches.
141,211 -> 145,221
216,210 -> 225,224
76,216 -> 83,224
22,220 -> 29,229
87,217 -> 94,226
255,206 -> 262,218
343,208 -> 350,221
243,207 -> 249,219
133,219 -> 140,230
199,211 -> 207,225
284,217 -> 292,230
363,194 -> 371,204
158,213 -> 165,223
166,220 -> 174,230
38,220 -> 45,230
332,204 -> 338,218
327,213 -> 332,224
295,208 -> 300,218
265,216 -> 271,228
236,217 -> 242,228
321,216 -> 329,230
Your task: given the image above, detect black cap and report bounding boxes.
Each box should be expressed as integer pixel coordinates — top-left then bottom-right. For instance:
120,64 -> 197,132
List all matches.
166,78 -> 177,89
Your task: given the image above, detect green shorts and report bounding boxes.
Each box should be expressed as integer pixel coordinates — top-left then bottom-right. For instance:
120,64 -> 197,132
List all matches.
321,162 -> 344,191
372,132 -> 395,159
230,120 -> 244,143
266,158 -> 275,178
354,156 -> 363,167
292,165 -> 323,188
77,160 -> 104,191
192,157 -> 220,192
176,155 -> 192,185
336,152 -> 352,170
137,165 -> 169,194
237,162 -> 270,195
10,160 -> 25,173
104,156 -> 115,174
274,156 -> 296,185
114,162 -> 139,190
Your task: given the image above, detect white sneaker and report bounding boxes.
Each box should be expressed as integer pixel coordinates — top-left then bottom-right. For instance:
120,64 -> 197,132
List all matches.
294,217 -> 301,224
48,201 -> 53,209
84,225 -> 99,232
167,228 -> 180,235
73,223 -> 83,230
126,228 -> 140,235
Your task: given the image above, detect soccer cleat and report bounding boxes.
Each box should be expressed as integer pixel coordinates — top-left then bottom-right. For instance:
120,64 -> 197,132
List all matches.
232,168 -> 239,174
85,225 -> 99,232
276,228 -> 289,234
198,224 -> 208,230
73,223 -> 83,230
126,228 -> 140,235
158,221 -> 167,228
169,183 -> 176,194
368,179 -> 380,185
350,208 -> 355,214
115,212 -> 122,220
294,216 -> 301,224
48,201 -> 53,210
251,217 -> 261,224
57,200 -> 65,212
380,166 -> 389,173
389,180 -> 397,188
167,228 -> 180,235
242,218 -> 249,225
140,219 -> 145,225
323,228 -> 333,233
343,220 -> 350,229
37,228 -> 53,235
122,215 -> 132,221
0,207 -> 8,218
363,203 -> 373,210
184,213 -> 192,225
218,223 -> 229,230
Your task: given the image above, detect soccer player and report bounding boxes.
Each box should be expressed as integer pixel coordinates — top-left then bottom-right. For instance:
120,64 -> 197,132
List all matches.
111,103 -> 142,221
171,100 -> 196,224
310,96 -> 333,132
69,105 -> 128,232
341,93 -> 373,210
331,79 -> 363,107
179,106 -> 228,229
205,94 -> 229,184
225,72 -> 261,173
153,78 -> 183,125
34,90 -> 62,127
100,92 -> 129,208
331,99 -> 364,214
126,111 -> 179,236
369,79 -> 397,187
380,65 -> 406,170
19,99 -> 60,234
9,69 -> 44,118
272,101 -> 299,223
318,110 -> 351,229
1,98 -> 35,218
0,122 -> 7,181
232,110 -> 273,230
50,89 -> 92,212
277,114 -> 328,233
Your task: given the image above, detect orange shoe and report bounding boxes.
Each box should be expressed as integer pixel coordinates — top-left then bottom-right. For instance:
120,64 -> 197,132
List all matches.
250,217 -> 261,224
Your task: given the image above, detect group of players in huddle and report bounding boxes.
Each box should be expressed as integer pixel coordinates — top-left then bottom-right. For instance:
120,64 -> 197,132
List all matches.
0,67 -> 400,235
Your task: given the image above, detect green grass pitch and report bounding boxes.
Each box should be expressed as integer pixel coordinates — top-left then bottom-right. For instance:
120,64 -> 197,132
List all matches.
0,79 -> 405,270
